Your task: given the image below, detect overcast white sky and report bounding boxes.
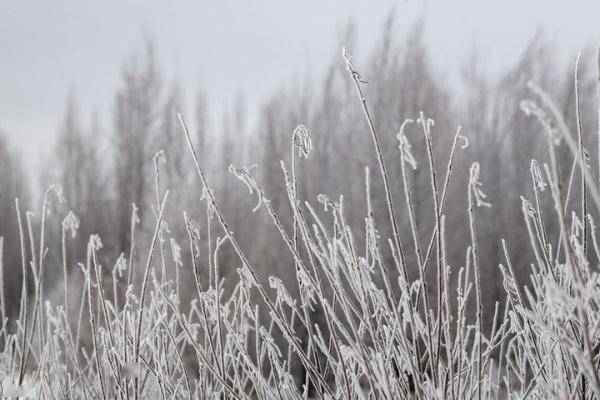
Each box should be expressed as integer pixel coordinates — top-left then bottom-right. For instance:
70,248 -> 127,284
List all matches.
1,0 -> 599,174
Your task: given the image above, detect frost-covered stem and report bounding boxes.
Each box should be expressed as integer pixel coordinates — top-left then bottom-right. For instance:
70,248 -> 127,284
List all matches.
416,126 -> 463,305
159,319 -> 192,400
287,185 -> 351,398
398,123 -> 424,277
178,113 -> 335,397
75,270 -> 87,362
365,166 -> 395,311
91,242 -> 125,398
126,203 -> 138,290
287,131 -> 327,393
343,53 -> 428,393
153,151 -> 168,287
286,309 -> 296,374
550,155 -> 580,277
152,270 -> 241,399
568,70 -> 597,396
123,203 -> 138,397
440,215 -> 453,399
111,268 -> 119,317
454,258 -> 470,400
261,180 -> 354,398
334,199 -> 389,394
184,215 -> 224,379
206,192 -> 213,290
494,304 -> 510,400
86,244 -> 108,400
15,199 -> 29,386
575,54 -> 588,259
468,164 -> 483,400
133,191 -> 169,400
26,187 -> 54,369
289,128 -> 313,360
501,240 -> 547,373
61,225 -> 70,323
544,161 -> 583,284
342,48 -> 407,287
419,112 -> 443,382
213,237 -> 226,383
175,252 -> 180,303
529,82 -> 600,213
291,129 -> 299,259
399,129 -> 434,379
530,161 -> 554,275
526,83 -> 584,281
282,159 -> 326,394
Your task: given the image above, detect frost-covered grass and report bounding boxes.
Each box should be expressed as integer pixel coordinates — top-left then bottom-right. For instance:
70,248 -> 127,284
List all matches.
1,49 -> 600,399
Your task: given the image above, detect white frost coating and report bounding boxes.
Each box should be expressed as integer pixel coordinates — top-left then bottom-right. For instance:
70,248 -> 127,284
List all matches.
112,252 -> 127,278
469,162 -> 491,208
89,233 -> 103,250
396,118 -> 418,170
170,237 -> 182,267
293,124 -> 312,159
62,210 -> 80,238
228,164 -> 264,212
459,132 -> 469,149
184,212 -> 202,258
530,159 -> 547,192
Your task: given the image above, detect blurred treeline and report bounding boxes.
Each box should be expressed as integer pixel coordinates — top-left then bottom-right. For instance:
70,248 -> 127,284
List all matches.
0,16 -> 597,330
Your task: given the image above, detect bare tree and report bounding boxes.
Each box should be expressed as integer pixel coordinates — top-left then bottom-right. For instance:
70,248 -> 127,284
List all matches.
113,41 -> 163,253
